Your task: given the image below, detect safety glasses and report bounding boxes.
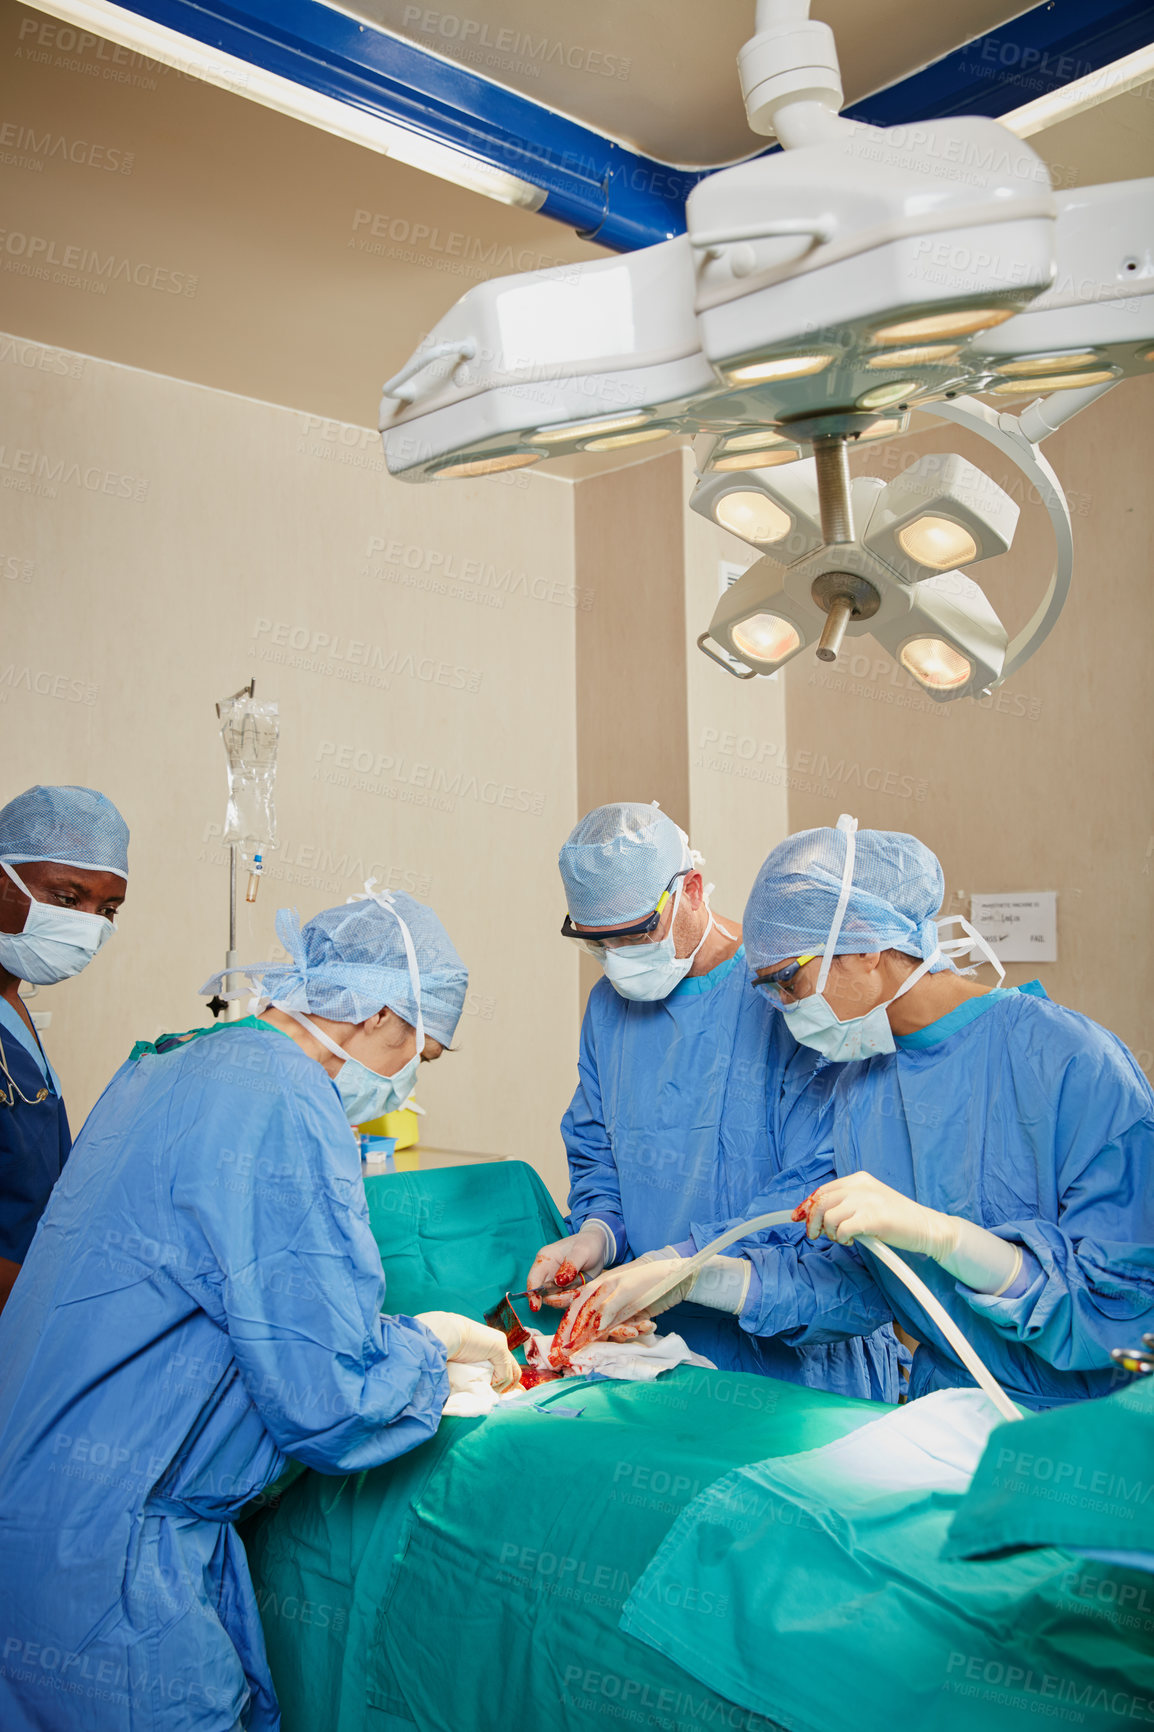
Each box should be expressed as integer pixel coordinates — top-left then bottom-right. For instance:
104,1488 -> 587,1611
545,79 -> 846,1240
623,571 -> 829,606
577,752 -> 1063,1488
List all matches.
562,871 -> 688,952
754,954 -> 819,1003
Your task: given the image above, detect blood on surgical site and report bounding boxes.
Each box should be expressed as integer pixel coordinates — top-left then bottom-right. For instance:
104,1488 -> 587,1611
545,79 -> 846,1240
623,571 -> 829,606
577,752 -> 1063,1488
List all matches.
549,1308 -> 601,1368
517,1363 -> 562,1389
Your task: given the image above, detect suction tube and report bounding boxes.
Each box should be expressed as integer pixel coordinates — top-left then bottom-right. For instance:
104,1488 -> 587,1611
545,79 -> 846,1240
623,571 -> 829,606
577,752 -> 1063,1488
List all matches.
624,1208 -> 1023,1424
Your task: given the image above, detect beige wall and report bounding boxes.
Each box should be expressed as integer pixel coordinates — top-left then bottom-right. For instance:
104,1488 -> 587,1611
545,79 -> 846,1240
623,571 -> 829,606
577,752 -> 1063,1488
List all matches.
574,451 -> 689,824
780,378 -> 1154,1071
1,334 -> 582,1194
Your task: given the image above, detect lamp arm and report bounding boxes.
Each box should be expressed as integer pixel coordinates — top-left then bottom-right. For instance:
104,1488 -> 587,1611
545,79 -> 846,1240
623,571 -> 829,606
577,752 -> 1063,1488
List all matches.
930,395 -> 1076,686
1018,378 -> 1118,444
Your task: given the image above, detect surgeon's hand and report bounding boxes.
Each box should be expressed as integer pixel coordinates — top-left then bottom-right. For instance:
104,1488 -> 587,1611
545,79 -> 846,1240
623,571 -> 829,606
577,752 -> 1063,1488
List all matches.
526,1221 -> 612,1310
549,1258 -> 691,1364
793,1172 -> 953,1254
792,1173 -> 1022,1295
416,1311 -> 521,1393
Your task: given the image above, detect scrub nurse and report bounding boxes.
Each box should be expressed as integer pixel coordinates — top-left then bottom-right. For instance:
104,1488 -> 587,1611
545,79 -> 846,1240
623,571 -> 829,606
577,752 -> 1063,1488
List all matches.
0,783 -> 129,1311
528,801 -> 901,1399
0,887 -> 516,1732
556,816 -> 1154,1410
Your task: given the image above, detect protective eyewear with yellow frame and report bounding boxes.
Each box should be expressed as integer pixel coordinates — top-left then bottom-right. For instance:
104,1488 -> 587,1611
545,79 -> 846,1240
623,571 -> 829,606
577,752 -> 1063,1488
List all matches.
561,871 -> 689,952
755,954 -> 820,1003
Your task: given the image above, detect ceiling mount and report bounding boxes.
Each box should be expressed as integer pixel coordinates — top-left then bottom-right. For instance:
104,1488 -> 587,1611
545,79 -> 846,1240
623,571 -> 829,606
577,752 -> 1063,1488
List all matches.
375,0 -> 1152,701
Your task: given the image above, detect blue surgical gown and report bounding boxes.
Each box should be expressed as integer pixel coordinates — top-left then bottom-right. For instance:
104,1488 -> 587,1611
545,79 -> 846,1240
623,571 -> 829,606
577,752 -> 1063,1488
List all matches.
0,1020 -> 448,1732
0,995 -> 70,1264
693,986 -> 1154,1410
562,949 -> 902,1400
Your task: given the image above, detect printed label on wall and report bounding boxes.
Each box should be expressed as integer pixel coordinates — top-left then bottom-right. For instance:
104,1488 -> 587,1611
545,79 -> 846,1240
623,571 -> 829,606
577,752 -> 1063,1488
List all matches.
969,892 -> 1058,963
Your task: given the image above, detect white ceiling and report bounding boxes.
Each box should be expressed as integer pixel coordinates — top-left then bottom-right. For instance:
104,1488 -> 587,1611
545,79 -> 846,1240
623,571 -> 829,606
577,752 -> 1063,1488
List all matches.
335,0 -> 1036,165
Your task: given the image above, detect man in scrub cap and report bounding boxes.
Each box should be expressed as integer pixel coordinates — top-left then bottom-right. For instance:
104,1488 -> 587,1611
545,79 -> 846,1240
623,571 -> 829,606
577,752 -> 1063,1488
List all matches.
0,885 -> 517,1732
556,816 -> 1154,1413
0,783 -> 129,1310
531,801 -> 902,1401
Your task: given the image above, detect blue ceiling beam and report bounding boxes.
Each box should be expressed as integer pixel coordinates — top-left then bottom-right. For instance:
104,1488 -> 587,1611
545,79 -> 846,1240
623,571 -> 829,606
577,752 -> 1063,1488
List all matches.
846,0 -> 1154,127
106,0 -> 700,248
107,0 -> 1154,250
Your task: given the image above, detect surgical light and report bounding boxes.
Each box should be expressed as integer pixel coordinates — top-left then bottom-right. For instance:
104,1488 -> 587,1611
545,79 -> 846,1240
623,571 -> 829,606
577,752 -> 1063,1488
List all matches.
895,517 -> 979,572
692,403 -> 1067,703
721,430 -> 789,450
582,427 -> 672,451
969,181 -> 1154,389
380,5 -> 1066,484
857,382 -> 916,410
990,369 -> 1118,394
533,414 -> 651,444
712,447 -> 799,471
900,638 -> 973,691
998,352 -> 1101,376
714,492 -> 793,543
864,451 -> 1017,584
377,0 -> 1153,702
732,614 -> 802,662
871,308 -> 1018,344
865,345 -> 961,369
722,353 -> 833,385
435,452 -> 540,478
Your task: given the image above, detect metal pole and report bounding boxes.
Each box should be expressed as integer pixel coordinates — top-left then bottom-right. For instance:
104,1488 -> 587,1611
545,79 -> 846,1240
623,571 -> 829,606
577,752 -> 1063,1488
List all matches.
224,843 -> 241,1022
816,595 -> 855,662
812,435 -> 854,543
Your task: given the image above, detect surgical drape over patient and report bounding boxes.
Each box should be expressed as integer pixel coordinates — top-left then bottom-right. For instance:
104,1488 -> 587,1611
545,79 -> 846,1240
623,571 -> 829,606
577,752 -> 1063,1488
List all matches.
743,822 -> 951,972
559,802 -> 692,926
257,893 -> 467,1043
0,783 -> 129,878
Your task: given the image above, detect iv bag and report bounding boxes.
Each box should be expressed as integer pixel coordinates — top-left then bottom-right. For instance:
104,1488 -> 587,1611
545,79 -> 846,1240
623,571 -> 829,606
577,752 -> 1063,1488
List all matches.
219,695 -> 279,850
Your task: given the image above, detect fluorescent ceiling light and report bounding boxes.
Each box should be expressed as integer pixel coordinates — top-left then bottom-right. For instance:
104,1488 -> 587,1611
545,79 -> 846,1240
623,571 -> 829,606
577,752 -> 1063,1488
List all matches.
25,0 -> 546,208
999,42 -> 1154,139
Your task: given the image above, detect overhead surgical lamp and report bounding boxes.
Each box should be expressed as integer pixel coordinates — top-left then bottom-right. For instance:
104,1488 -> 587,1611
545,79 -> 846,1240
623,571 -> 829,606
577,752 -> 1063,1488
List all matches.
694,383 -> 1089,701
378,0 -> 1154,700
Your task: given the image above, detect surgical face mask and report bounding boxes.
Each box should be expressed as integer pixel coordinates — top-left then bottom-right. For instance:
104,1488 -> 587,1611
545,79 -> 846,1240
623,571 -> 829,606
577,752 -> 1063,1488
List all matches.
289,1011 -> 420,1125
601,881 -> 716,1003
780,816 -> 1003,1062
782,971 -> 920,1061
0,861 -> 115,985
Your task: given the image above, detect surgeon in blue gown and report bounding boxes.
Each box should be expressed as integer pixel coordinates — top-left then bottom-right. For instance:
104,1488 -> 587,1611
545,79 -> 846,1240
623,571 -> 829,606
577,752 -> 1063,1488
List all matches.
0,784 -> 130,1311
0,888 -> 517,1732
528,801 -> 901,1401
560,816 -> 1154,1412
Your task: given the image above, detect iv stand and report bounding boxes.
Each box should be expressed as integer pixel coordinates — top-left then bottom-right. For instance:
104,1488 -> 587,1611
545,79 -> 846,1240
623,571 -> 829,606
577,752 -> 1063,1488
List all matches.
209,679 -> 255,1021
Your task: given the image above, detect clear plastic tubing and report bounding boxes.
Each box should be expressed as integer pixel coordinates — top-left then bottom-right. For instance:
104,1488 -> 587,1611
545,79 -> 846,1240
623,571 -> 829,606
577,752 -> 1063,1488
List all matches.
630,1208 -> 1022,1424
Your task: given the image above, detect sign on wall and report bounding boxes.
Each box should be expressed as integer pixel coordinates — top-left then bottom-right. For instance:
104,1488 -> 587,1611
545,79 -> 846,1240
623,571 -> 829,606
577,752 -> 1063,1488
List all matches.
968,892 -> 1058,963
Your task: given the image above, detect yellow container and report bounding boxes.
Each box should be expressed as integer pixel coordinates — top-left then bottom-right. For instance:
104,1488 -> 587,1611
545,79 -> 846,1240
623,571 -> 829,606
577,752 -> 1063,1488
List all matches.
357,1106 -> 420,1154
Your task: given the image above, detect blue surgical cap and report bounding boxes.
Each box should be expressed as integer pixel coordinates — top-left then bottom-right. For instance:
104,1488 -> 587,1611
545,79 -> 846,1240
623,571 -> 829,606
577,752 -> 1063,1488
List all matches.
559,802 -> 693,927
256,892 -> 468,1044
0,784 -> 129,879
743,822 -> 951,973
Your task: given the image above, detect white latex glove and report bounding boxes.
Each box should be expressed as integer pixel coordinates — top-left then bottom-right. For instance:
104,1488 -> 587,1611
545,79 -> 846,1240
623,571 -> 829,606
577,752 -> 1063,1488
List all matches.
794,1172 -> 1023,1295
416,1311 -> 521,1393
525,1220 -> 614,1310
549,1257 -> 695,1364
